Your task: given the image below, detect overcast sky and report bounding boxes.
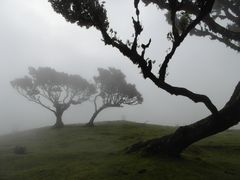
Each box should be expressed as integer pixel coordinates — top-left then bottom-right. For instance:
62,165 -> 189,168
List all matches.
0,0 -> 239,135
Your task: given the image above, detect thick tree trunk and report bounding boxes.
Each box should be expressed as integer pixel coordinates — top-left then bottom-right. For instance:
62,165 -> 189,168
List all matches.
127,82 -> 240,157
53,111 -> 64,128
86,106 -> 106,127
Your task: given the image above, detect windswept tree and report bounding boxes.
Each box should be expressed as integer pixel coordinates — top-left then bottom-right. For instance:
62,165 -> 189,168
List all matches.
49,0 -> 240,156
87,67 -> 143,127
142,0 -> 240,52
11,67 -> 96,128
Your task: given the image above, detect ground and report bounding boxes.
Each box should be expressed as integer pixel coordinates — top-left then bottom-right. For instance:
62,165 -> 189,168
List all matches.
0,121 -> 240,180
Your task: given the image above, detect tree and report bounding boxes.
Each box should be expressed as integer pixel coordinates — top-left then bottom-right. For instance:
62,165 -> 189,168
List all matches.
142,0 -> 240,52
11,67 -> 96,128
48,0 -> 240,156
86,67 -> 143,127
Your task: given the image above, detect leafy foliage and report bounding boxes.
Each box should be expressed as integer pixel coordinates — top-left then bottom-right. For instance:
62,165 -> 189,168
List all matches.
49,0 -> 109,31
143,0 -> 240,51
94,67 -> 143,106
48,0 -> 223,115
11,67 -> 96,127
87,68 -> 143,126
48,0 -> 240,153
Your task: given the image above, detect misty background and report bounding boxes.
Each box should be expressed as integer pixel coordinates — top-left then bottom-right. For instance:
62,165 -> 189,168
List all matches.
0,0 -> 239,135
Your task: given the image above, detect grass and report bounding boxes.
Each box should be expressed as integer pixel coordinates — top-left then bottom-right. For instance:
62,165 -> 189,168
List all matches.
0,120 -> 240,180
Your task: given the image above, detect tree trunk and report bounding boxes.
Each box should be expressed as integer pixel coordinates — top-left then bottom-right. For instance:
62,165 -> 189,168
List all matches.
53,111 -> 64,128
127,82 -> 240,157
86,106 -> 106,127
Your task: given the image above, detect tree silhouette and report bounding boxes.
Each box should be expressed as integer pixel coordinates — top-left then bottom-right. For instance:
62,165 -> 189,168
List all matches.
11,67 -> 96,128
87,67 -> 143,127
48,0 -> 240,156
142,0 -> 240,51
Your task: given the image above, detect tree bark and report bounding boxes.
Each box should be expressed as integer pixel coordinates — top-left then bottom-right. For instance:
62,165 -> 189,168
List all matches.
86,104 -> 122,127
53,110 -> 64,128
127,82 -> 240,157
86,106 -> 107,127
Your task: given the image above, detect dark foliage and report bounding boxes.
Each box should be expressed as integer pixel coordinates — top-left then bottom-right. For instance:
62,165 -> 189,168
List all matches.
143,0 -> 240,51
14,146 -> 27,155
48,0 -> 240,156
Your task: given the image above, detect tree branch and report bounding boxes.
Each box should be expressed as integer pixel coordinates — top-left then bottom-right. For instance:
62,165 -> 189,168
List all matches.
142,0 -> 240,50
225,81 -> 240,108
16,89 -> 56,113
100,29 -> 218,114
159,0 -> 216,81
93,93 -> 102,112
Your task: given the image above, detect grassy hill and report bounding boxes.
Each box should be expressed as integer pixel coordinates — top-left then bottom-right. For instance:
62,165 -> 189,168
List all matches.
0,121 -> 240,180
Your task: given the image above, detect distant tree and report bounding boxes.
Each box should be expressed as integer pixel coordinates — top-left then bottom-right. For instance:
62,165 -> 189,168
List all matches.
48,0 -> 240,156
87,67 -> 143,127
11,67 -> 96,128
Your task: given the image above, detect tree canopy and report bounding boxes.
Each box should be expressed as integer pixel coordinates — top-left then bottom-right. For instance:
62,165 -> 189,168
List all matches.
48,0 -> 240,156
143,0 -> 240,51
95,68 -> 143,106
87,67 -> 143,126
48,0 -> 235,114
11,67 -> 96,128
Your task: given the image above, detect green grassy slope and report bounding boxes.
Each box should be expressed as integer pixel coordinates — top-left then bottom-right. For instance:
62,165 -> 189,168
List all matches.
0,121 -> 240,180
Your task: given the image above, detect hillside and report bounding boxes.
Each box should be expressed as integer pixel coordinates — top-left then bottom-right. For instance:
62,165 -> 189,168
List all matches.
0,121 -> 240,180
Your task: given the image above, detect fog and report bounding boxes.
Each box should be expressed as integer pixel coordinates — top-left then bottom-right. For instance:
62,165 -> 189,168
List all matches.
0,0 -> 239,135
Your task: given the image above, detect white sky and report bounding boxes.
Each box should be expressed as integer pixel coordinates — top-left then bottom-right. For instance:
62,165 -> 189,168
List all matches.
0,0 -> 239,134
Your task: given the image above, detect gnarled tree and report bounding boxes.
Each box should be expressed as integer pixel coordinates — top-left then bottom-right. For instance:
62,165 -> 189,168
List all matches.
143,0 -> 240,52
48,0 -> 240,156
86,67 -> 143,127
11,67 -> 96,128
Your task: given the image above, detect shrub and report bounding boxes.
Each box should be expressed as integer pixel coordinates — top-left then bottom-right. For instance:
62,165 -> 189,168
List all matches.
14,146 -> 27,155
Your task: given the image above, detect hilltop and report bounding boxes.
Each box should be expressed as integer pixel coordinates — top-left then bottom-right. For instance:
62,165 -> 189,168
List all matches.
0,121 -> 240,180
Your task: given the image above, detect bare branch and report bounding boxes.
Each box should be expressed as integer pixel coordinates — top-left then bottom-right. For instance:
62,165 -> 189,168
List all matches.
15,89 -> 56,113
100,30 -> 218,114
159,0 -> 216,81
